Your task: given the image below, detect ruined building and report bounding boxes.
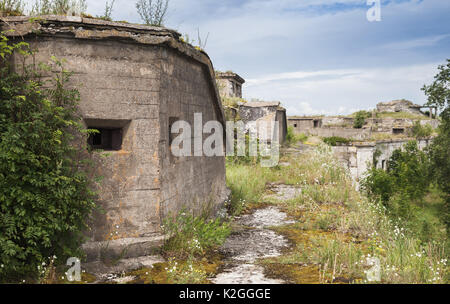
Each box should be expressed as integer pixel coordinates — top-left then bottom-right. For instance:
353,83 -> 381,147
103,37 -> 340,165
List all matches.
1,16 -> 229,261
216,71 -> 245,98
215,71 -> 287,144
288,99 -> 439,140
376,99 -> 437,118
238,101 -> 288,144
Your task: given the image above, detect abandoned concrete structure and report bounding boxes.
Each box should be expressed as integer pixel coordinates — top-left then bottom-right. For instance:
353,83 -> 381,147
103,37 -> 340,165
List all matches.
288,111 -> 439,140
238,101 -> 288,144
377,99 -> 437,118
1,16 -> 229,261
333,139 -> 433,182
216,71 -> 245,98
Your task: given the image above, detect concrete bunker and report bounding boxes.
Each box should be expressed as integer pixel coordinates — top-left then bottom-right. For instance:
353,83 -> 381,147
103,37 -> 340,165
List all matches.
1,16 -> 229,261
216,71 -> 245,98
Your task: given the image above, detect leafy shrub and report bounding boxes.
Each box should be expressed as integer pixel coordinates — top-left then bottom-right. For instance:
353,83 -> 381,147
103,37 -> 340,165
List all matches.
423,59 -> 450,235
353,110 -> 371,129
362,141 -> 431,205
162,210 -> 230,258
411,121 -> 433,139
0,33 -> 97,282
285,126 -> 307,146
323,136 -> 350,146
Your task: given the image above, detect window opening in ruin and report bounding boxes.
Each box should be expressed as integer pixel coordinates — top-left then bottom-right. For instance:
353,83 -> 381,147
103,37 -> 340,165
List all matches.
382,160 -> 386,170
88,128 -> 123,151
393,128 -> 405,134
294,124 -> 298,128
314,120 -> 320,128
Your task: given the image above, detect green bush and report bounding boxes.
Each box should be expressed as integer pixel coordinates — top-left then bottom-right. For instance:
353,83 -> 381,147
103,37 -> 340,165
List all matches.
323,136 -> 350,146
361,141 -> 439,240
353,110 -> 371,129
422,59 -> 450,234
362,141 -> 431,206
285,126 -> 307,146
0,33 -> 97,282
411,121 -> 433,138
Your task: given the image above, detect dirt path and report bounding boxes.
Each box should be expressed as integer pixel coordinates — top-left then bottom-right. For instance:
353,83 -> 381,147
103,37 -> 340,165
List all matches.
211,207 -> 294,284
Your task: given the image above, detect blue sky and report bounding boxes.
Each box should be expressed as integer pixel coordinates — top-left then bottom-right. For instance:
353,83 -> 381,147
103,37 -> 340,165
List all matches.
25,0 -> 450,115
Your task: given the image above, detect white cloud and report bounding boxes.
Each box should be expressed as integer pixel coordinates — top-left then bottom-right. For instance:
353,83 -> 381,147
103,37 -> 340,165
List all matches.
381,34 -> 450,50
244,63 -> 440,115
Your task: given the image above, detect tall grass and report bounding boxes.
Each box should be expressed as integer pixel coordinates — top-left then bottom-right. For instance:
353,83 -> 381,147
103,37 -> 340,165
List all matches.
227,144 -> 448,283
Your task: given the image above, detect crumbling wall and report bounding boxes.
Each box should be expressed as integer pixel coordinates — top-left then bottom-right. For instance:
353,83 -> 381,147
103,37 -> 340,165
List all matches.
376,99 -> 424,115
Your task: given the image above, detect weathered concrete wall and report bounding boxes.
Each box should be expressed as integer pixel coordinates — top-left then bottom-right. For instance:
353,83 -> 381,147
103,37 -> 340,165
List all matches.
376,99 -> 424,115
322,117 -> 354,128
276,109 -> 287,144
2,16 -> 228,256
333,139 -> 433,182
308,128 -> 371,140
159,48 -> 228,219
216,72 -> 245,98
289,115 -> 439,140
288,118 -> 315,134
238,102 -> 287,144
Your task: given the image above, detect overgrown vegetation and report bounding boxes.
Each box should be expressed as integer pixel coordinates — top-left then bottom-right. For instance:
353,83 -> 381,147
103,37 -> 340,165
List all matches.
285,126 -> 307,147
30,0 -> 87,16
353,110 -> 371,129
422,59 -> 450,235
227,145 -> 448,283
411,121 -> 434,139
162,210 -> 230,259
360,141 -> 443,239
151,208 -> 230,283
0,33 -> 98,282
0,0 -> 24,16
96,0 -> 114,21
135,0 -> 169,26
322,136 -> 351,146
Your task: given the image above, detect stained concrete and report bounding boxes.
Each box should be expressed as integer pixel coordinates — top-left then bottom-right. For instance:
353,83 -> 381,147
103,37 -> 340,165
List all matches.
1,15 -> 229,261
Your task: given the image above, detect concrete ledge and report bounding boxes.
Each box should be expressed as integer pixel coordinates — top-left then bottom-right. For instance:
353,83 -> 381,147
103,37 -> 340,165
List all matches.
82,234 -> 165,263
83,255 -> 165,280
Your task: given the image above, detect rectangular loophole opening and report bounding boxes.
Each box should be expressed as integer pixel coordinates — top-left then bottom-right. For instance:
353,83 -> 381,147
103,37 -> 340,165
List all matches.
84,119 -> 131,151
88,128 -> 123,151
393,128 -> 405,135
